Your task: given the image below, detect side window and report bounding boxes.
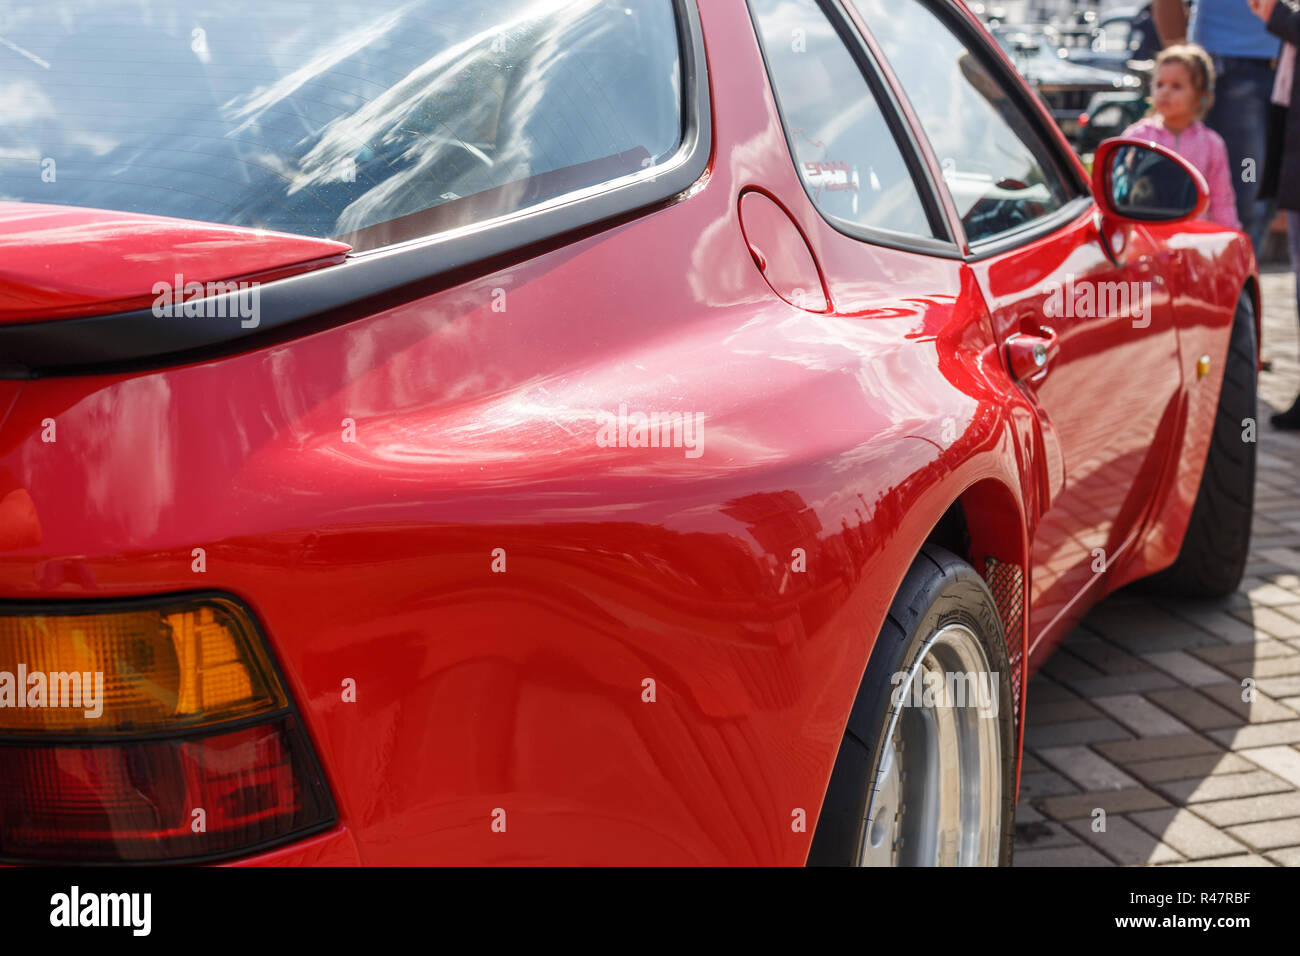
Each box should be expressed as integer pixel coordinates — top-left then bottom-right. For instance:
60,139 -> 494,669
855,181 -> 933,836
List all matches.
749,0 -> 939,241
852,0 -> 1076,245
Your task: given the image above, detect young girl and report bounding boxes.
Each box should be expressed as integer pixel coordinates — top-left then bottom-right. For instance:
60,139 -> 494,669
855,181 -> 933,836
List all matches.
1122,44 -> 1242,231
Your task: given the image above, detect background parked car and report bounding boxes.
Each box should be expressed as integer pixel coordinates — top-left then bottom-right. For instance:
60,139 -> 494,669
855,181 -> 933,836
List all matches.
1067,4 -> 1159,72
992,24 -> 1143,138
1075,89 -> 1151,154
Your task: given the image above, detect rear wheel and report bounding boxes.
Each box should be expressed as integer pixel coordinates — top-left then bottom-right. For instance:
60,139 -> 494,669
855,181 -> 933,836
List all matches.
809,546 -> 1016,866
1144,293 -> 1257,597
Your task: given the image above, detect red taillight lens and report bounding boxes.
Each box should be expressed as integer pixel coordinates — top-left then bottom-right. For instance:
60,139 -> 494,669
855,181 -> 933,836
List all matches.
0,715 -> 331,862
1078,112 -> 1090,126
0,594 -> 335,863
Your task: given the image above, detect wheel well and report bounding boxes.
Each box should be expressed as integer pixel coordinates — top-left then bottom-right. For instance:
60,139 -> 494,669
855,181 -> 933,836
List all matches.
924,480 -> 1026,575
924,480 -> 1028,773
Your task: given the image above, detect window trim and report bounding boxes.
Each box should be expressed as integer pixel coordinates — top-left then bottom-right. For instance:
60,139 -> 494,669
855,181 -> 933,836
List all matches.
850,0 -> 1093,258
745,0 -> 964,260
0,0 -> 712,378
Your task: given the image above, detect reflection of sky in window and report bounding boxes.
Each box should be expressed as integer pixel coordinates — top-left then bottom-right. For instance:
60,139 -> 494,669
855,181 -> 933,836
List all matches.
0,0 -> 682,249
853,0 -> 1067,233
751,0 -> 934,238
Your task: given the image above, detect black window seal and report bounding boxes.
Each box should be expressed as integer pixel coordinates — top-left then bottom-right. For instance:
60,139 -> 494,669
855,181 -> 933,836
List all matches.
744,0 -> 964,261
963,195 -> 1095,261
880,0 -> 1092,256
0,0 -> 711,379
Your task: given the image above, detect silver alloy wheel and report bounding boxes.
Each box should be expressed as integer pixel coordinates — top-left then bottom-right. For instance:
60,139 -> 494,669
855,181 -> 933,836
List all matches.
859,622 -> 1003,866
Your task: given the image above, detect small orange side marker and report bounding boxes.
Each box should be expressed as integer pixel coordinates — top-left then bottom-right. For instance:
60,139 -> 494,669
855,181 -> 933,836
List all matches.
1196,355 -> 1211,380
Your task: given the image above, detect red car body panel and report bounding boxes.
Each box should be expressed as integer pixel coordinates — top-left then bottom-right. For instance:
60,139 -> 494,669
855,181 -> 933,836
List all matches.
0,0 -> 1256,864
0,202 -> 350,324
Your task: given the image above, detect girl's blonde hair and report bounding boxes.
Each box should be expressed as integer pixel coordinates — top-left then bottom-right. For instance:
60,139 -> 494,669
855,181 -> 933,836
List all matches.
1153,43 -> 1217,118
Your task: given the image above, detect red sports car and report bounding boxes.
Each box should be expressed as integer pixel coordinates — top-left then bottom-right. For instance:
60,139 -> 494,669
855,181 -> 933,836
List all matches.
0,0 -> 1257,866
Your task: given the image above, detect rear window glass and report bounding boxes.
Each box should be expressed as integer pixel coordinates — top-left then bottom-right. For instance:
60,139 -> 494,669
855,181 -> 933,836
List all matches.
0,0 -> 684,252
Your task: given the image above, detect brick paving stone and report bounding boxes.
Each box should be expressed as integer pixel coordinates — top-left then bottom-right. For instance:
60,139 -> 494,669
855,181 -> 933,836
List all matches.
1144,688 -> 1243,730
1225,817 -> 1300,851
1198,683 -> 1299,723
1092,695 -> 1193,737
1062,642 -> 1152,675
1242,583 -> 1300,607
1140,651 -> 1231,687
1015,845 -> 1112,866
1040,652 -> 1105,683
1102,630 -> 1229,653
1125,752 -> 1255,785
1127,808 -> 1249,859
1258,548 -> 1300,570
1175,608 -> 1262,642
1038,788 -> 1170,821
1239,746 -> 1300,787
1162,855 -> 1276,866
1208,719 -> 1300,748
1020,752 -> 1048,773
1156,770 -> 1294,804
1025,719 -> 1134,749
1025,696 -> 1104,723
1015,819 -> 1082,850
1191,790 -> 1300,827
1221,655 -> 1300,679
1094,733 -> 1223,764
1084,605 -> 1199,641
1019,771 -> 1081,800
1229,606 -> 1300,639
1064,672 -> 1182,697
1065,816 -> 1183,865
1024,677 -> 1082,703
1190,639 -> 1296,663
1015,802 -> 1045,823
1257,675 -> 1300,698
1037,746 -> 1137,790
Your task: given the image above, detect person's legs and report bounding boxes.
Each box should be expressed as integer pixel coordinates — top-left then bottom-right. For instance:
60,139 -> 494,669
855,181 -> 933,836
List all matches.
1205,58 -> 1279,258
1272,209 -> 1300,428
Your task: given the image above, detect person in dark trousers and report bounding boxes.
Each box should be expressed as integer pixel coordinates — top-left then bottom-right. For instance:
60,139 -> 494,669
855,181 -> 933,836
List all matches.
1253,0 -> 1300,427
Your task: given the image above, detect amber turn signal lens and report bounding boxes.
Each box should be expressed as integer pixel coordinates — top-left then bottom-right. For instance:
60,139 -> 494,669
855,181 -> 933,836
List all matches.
0,596 -> 286,733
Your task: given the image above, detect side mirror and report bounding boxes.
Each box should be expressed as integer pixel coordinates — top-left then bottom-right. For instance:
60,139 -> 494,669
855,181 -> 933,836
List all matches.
1092,137 -> 1209,224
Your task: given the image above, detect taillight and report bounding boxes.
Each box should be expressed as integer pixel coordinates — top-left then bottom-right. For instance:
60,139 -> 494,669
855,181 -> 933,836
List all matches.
0,594 -> 334,863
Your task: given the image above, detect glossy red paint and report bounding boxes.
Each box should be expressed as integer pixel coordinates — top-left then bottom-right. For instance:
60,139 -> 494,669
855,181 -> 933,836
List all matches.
0,202 -> 350,323
0,0 -> 1256,864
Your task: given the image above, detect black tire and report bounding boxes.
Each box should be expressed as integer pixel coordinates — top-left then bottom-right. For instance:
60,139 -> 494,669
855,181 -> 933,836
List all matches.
1143,293 -> 1257,597
808,545 -> 1016,866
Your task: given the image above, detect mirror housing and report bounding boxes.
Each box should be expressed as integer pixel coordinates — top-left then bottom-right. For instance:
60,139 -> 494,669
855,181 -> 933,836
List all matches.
1092,137 -> 1209,225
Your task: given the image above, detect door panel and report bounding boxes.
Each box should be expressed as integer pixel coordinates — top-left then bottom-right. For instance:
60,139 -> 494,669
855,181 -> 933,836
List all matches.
970,218 -> 1179,643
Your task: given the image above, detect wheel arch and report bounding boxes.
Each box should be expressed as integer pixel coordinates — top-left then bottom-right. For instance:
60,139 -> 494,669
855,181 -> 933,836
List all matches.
922,477 -> 1029,791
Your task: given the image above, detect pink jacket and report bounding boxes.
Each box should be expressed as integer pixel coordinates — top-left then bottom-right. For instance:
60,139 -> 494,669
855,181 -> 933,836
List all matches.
1121,117 -> 1242,230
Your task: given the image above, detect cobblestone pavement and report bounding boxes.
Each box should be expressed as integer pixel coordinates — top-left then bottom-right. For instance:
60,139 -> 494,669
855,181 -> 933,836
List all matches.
1015,264 -> 1300,866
